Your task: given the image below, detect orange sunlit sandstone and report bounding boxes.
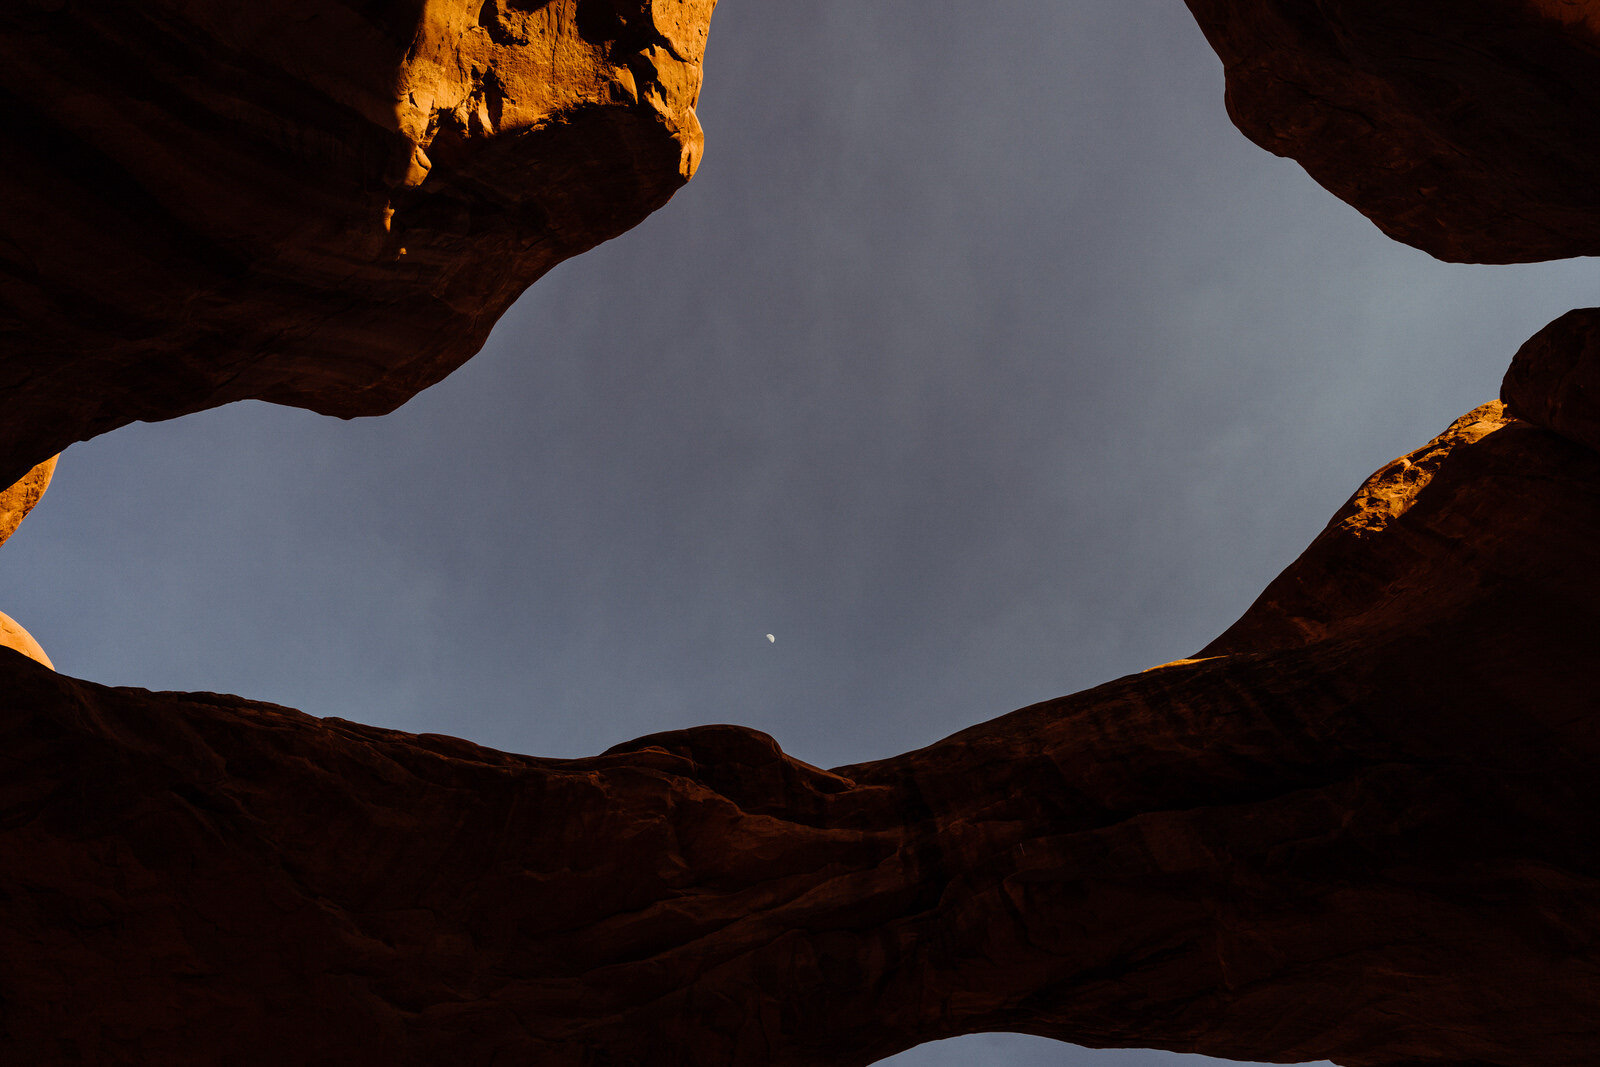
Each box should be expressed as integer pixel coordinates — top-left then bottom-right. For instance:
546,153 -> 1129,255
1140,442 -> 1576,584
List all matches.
0,611 -> 52,671
5,0 -> 1600,1064
0,455 -> 56,550
0,455 -> 58,668
0,0 -> 713,487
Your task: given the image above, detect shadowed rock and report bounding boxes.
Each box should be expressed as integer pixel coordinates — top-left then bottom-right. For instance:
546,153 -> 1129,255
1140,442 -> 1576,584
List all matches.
0,0 -> 715,486
1181,0 -> 1600,262
3,318 -> 1599,1064
7,4 -> 1600,1063
1502,307 -> 1600,454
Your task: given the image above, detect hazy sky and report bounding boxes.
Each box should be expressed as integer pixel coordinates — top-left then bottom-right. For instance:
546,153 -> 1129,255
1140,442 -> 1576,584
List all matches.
6,1 -> 1595,1064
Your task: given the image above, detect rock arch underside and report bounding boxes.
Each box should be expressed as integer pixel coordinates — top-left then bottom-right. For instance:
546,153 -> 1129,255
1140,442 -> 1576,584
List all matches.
3,1 -> 1599,1064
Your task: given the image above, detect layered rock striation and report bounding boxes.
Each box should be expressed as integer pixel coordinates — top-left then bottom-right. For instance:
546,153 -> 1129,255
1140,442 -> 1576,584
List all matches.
0,0 -> 714,486
4,318 -> 1600,1064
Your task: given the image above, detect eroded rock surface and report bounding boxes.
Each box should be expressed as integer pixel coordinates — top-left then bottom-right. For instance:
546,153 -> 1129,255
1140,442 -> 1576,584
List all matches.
1181,0 -> 1600,262
0,455 -> 56,549
4,320 -> 1600,1064
0,0 -> 715,485
7,4 -> 1600,1064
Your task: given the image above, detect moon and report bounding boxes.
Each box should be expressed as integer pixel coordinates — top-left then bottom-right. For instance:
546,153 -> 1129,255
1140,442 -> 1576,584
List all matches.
766,634 -> 774,643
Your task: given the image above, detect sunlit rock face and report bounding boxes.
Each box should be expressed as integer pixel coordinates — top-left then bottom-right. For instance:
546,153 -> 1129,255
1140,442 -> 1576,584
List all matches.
0,0 -> 715,485
0,456 -> 58,668
0,456 -> 56,549
0,612 -> 52,670
1181,0 -> 1600,263
2,316 -> 1600,1065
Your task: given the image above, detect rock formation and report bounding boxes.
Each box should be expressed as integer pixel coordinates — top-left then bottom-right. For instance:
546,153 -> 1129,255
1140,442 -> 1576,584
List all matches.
1502,308 -> 1600,455
0,0 -> 714,487
5,1 -> 1600,1065
1180,0 -> 1600,262
0,456 -> 57,550
0,612 -> 52,669
0,456 -> 58,666
3,349 -> 1600,1064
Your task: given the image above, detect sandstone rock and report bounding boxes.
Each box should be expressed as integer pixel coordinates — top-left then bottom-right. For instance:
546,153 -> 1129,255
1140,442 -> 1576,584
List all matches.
3,368 -> 1599,1063
1181,0 -> 1600,262
7,4 -> 1600,1063
0,453 -> 59,669
0,0 -> 716,486
1502,307 -> 1600,454
0,611 -> 51,669
0,455 -> 56,549
1196,399 -> 1515,656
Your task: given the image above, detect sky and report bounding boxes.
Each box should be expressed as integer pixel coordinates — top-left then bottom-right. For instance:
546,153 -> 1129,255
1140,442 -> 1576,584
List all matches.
5,1 -> 1596,1064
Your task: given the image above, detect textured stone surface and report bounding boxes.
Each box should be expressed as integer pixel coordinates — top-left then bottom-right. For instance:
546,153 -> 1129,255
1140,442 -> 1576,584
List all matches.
0,457 -> 59,669
0,0 -> 715,486
1181,0 -> 1600,262
7,4 -> 1600,1063
1502,307 -> 1600,454
3,379 -> 1599,1064
0,455 -> 56,549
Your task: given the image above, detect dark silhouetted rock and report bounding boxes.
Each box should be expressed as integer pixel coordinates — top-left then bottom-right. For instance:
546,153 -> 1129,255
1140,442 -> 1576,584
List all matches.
7,4 -> 1600,1064
4,347 -> 1599,1064
1181,0 -> 1600,262
0,0 -> 715,485
1502,307 -> 1600,454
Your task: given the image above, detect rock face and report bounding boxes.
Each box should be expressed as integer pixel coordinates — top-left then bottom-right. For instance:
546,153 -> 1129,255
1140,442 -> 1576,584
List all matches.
8,3 -> 1600,1065
0,0 -> 715,486
0,455 -> 56,549
1180,0 -> 1600,262
0,457 -> 59,667
1502,307 -> 1600,454
4,320 -> 1600,1063
0,612 -> 51,669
